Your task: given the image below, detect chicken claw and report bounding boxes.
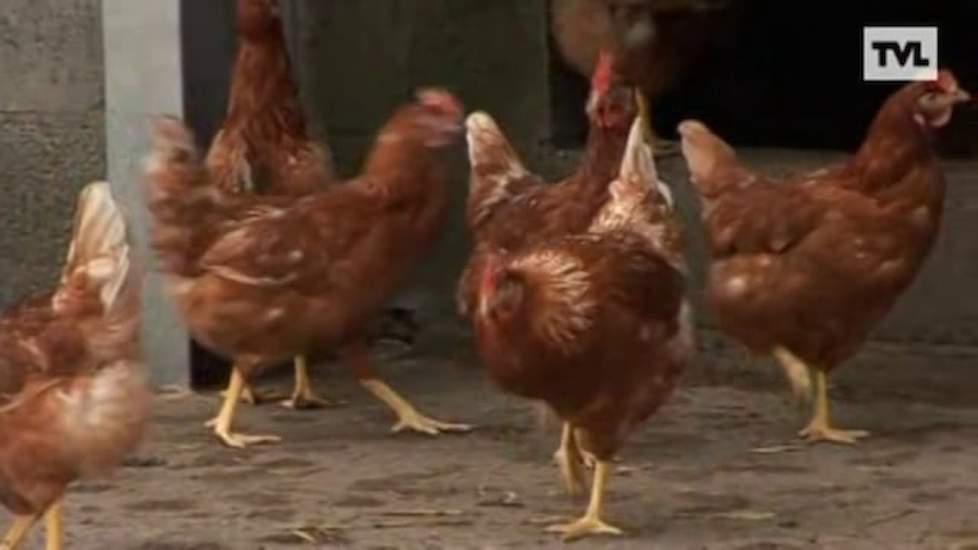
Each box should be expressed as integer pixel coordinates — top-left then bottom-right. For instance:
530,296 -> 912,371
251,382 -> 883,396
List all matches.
799,424 -> 870,445
553,423 -> 587,496
546,460 -> 624,541
798,370 -> 869,445
545,517 -> 624,542
214,429 -> 282,449
360,379 -> 472,435
281,392 -> 342,410
391,410 -> 472,436
209,367 -> 282,448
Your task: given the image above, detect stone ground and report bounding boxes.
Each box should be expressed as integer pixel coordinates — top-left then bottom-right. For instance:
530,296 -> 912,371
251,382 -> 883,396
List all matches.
3,328 -> 978,550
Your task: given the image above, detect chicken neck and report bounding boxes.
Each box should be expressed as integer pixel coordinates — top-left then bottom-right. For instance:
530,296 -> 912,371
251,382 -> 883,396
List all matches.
571,121 -> 631,202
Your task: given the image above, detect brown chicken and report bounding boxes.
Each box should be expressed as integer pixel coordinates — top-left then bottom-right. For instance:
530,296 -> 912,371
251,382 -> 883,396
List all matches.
146,89 -> 471,448
207,0 -> 335,409
0,182 -> 148,550
472,118 -> 692,541
457,51 -> 636,317
552,0 -> 732,152
680,71 -> 971,444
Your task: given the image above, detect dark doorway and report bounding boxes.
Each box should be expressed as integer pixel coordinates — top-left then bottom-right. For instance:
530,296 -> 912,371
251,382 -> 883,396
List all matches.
550,1 -> 978,156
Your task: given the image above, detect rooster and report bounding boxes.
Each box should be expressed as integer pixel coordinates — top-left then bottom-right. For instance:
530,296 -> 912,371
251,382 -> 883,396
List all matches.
146,90 -> 471,448
0,182 -> 148,550
206,0 -> 335,410
457,50 -> 637,318
680,71 -> 970,444
472,118 -> 692,541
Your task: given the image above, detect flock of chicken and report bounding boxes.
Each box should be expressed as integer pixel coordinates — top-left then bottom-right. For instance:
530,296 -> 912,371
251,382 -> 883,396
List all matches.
0,0 -> 973,547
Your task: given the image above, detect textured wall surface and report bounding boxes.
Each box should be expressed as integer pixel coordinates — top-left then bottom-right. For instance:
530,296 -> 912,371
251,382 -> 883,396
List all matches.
0,0 -> 106,307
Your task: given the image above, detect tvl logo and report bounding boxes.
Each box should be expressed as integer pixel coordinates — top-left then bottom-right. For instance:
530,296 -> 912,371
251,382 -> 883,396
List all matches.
863,27 -> 938,81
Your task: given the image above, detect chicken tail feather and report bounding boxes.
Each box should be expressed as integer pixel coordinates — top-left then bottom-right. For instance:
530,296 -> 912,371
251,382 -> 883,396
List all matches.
59,182 -> 133,313
145,116 -> 220,277
678,119 -> 755,199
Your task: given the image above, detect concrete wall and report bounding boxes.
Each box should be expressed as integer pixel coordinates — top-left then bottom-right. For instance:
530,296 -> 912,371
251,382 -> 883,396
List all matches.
0,0 -> 106,307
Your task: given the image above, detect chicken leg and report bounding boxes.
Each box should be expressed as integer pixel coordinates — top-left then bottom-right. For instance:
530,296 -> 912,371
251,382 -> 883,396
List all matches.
221,381 -> 265,405
344,342 -> 472,435
553,422 -> 587,496
1,513 -> 38,550
360,379 -> 472,435
207,366 -> 282,448
44,498 -> 62,550
772,346 -> 813,403
799,370 -> 870,445
281,355 -> 340,409
636,89 -> 678,156
546,460 -> 624,541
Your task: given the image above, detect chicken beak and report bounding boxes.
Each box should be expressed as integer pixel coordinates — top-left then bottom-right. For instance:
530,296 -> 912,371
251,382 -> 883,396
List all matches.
955,88 -> 972,103
478,289 -> 499,319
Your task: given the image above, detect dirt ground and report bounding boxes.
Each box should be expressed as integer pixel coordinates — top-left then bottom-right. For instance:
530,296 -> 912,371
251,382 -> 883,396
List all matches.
3,327 -> 978,550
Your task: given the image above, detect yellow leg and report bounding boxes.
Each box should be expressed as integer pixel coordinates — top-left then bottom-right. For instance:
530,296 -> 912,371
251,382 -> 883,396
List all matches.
546,460 -> 624,541
635,88 -> 677,156
772,346 -> 814,403
206,367 -> 282,448
281,356 -> 339,410
553,422 -> 586,496
799,370 -> 870,445
1,514 -> 39,550
359,379 -> 472,435
221,382 -> 263,405
44,499 -> 62,550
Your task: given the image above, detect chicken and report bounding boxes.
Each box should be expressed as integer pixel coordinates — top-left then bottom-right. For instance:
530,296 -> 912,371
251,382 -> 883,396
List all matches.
146,89 -> 471,448
679,71 -> 971,444
472,118 -> 692,541
551,0 -> 732,153
0,182 -> 148,550
457,50 -> 637,318
207,0 -> 336,410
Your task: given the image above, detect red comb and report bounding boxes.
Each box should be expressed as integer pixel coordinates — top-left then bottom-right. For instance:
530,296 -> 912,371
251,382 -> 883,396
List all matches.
935,70 -> 958,92
416,88 -> 463,118
591,50 -> 614,96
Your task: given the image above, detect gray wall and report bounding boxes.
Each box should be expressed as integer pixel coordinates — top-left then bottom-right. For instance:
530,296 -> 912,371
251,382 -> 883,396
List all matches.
0,0 -> 106,307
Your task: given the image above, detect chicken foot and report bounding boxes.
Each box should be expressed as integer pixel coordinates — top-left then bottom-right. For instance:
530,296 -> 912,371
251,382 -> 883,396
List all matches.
1,513 -> 38,550
553,422 -> 587,496
207,366 -> 282,448
799,370 -> 870,445
360,379 -> 472,435
546,460 -> 624,541
636,89 -> 678,157
344,342 -> 472,435
281,355 -> 341,410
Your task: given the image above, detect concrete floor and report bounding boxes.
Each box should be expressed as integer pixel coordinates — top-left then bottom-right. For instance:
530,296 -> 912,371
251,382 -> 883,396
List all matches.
2,327 -> 978,550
